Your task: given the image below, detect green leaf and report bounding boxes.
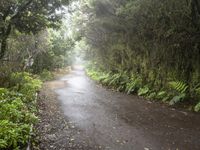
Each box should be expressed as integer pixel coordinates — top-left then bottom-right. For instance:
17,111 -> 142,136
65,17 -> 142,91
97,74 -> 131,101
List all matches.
194,102 -> 200,112
169,93 -> 186,105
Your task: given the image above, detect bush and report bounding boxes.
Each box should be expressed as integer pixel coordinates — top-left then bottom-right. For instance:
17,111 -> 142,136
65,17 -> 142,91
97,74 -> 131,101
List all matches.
168,81 -> 188,105
10,72 -> 42,103
87,67 -> 200,112
125,74 -> 142,94
0,120 -> 30,150
39,69 -> 54,81
194,102 -> 200,112
138,86 -> 150,96
0,72 -> 42,149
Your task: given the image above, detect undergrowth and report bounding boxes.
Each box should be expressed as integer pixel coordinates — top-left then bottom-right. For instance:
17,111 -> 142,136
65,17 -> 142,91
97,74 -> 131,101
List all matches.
86,67 -> 200,112
39,69 -> 54,81
0,72 -> 42,149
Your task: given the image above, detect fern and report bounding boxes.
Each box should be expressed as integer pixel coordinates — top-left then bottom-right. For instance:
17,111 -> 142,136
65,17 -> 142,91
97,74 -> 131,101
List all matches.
108,73 -> 121,86
168,81 -> 188,105
154,91 -> 170,101
194,102 -> 200,112
169,81 -> 188,94
156,91 -> 167,99
147,92 -> 157,99
169,93 -> 186,105
125,76 -> 142,94
99,73 -> 110,83
195,87 -> 200,96
138,86 -> 150,96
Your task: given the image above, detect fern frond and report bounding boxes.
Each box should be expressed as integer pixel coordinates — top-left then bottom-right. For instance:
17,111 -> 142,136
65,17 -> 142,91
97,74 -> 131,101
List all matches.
169,81 -> 188,94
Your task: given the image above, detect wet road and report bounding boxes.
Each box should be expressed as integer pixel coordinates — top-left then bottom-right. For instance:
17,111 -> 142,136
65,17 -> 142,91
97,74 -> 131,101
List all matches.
54,67 -> 200,150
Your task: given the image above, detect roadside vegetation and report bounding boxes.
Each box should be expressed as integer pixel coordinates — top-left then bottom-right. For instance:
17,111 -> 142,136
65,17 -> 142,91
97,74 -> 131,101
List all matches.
71,0 -> 200,111
86,66 -> 200,112
1,0 -> 200,149
0,0 -> 74,149
0,72 -> 42,149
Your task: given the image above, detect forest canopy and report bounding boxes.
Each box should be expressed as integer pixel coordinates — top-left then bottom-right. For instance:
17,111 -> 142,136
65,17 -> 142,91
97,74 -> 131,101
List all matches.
0,0 -> 69,59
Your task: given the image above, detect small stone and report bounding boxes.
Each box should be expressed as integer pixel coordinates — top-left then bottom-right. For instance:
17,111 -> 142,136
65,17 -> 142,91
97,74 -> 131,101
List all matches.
47,134 -> 56,140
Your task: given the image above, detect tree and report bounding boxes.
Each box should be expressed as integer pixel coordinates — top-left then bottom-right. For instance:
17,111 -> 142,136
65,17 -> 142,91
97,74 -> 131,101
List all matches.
0,0 -> 69,59
71,0 -> 200,101
31,26 -> 75,73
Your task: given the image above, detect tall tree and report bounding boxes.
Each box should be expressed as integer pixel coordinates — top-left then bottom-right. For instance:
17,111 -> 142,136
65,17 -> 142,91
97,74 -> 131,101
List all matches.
0,0 -> 69,59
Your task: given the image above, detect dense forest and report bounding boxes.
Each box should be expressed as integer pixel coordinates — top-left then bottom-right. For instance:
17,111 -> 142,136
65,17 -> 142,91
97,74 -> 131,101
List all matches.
72,0 -> 200,110
0,0 -> 200,149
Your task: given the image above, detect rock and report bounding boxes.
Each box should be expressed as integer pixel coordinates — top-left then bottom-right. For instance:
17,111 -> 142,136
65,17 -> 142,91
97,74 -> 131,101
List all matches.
47,134 -> 57,141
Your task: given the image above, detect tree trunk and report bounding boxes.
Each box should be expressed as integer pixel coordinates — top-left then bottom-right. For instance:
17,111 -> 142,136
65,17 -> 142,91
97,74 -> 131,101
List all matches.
0,38 -> 7,59
0,25 -> 12,59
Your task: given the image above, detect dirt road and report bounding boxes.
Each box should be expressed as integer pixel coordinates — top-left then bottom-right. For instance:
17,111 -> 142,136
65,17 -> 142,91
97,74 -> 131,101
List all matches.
37,67 -> 200,150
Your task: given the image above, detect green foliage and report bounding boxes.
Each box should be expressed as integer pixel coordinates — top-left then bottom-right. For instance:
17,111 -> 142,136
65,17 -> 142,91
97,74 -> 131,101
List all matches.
108,72 -> 129,91
147,92 -> 157,99
195,87 -> 200,97
74,0 -> 200,109
0,0 -> 70,59
155,91 -> 169,102
87,66 -> 200,111
10,72 -> 42,103
168,81 -> 188,105
32,29 -> 75,73
0,72 -> 41,149
194,102 -> 200,112
0,120 -> 30,150
169,93 -> 187,105
0,97 -> 38,124
138,86 -> 150,96
39,69 -> 54,81
98,73 -> 111,84
87,67 -> 143,93
125,75 -> 142,94
0,88 -> 9,98
87,68 -> 130,91
169,81 -> 189,94
86,68 -> 102,81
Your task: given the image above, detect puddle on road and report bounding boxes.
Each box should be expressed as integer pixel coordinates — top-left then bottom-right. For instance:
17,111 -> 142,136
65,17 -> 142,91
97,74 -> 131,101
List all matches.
67,76 -> 87,90
45,81 -> 67,89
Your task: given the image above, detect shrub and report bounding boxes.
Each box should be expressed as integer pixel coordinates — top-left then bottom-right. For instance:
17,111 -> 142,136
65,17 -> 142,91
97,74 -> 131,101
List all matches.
138,86 -> 150,96
195,87 -> 200,97
155,91 -> 170,102
194,102 -> 200,112
169,81 -> 189,94
0,120 -> 30,150
0,72 -> 42,149
10,72 -> 42,103
87,67 -> 200,111
39,69 -> 54,81
125,74 -> 142,94
168,81 -> 188,105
